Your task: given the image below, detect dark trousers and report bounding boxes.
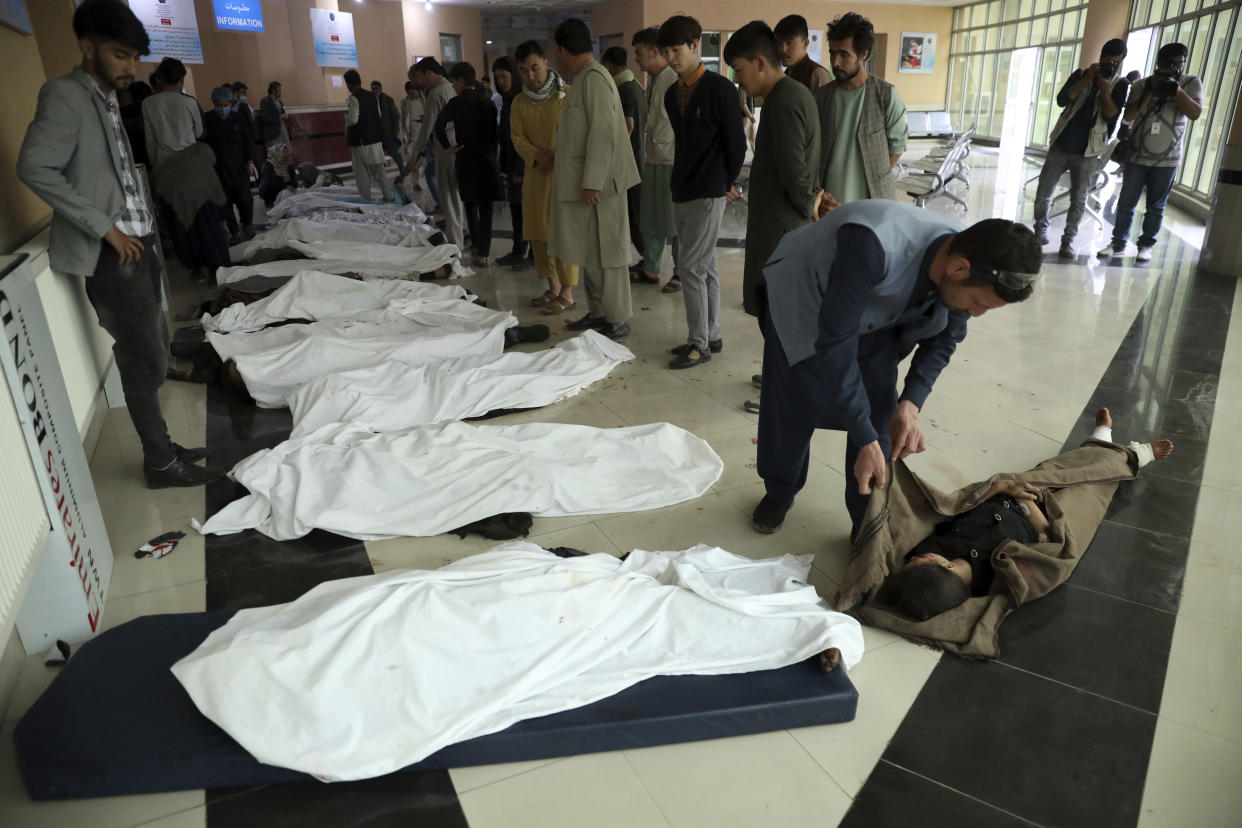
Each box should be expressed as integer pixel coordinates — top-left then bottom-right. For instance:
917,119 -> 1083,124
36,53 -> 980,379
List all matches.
423,145 -> 440,206
1112,162 -> 1177,249
84,238 -> 176,468
381,135 -> 408,176
757,309 -> 900,530
464,201 -> 493,257
627,182 -> 643,264
509,200 -> 528,255
221,181 -> 254,233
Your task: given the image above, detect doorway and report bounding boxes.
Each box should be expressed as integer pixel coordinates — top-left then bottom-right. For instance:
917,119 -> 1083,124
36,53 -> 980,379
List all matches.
997,47 -> 1040,218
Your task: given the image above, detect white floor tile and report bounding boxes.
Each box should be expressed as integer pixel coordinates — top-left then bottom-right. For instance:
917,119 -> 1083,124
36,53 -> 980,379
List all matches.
107,524 -> 206,600
1138,717 -> 1242,828
1178,541 -> 1242,634
458,750 -> 671,828
99,581 -> 206,633
449,757 -> 565,794
1189,484 -> 1242,550
624,730 -> 852,828
1157,614 -> 1242,743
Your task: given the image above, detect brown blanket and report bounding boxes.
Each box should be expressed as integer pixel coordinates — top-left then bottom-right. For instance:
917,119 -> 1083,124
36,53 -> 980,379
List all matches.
825,440 -> 1139,658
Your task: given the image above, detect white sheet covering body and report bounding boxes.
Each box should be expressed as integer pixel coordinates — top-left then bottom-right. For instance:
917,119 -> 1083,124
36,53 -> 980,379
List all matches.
197,421 -> 724,540
267,240 -> 463,278
216,258 -> 431,285
202,270 -> 468,333
229,217 -> 436,261
207,304 -> 514,407
171,542 -> 865,781
266,186 -> 429,222
287,331 -> 634,437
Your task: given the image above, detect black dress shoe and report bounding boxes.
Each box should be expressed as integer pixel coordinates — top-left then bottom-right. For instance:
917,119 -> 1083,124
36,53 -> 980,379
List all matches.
600,321 -> 631,340
174,444 -> 209,463
671,339 -> 722,355
145,458 -> 226,489
753,495 -> 794,534
566,313 -> 606,331
668,348 -> 711,369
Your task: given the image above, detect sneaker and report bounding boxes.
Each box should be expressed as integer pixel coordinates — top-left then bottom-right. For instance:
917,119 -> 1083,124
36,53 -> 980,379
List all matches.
751,374 -> 763,389
671,339 -> 722,355
1057,242 -> 1075,259
566,313 -> 606,331
743,399 -> 760,414
1097,243 -> 1121,259
752,495 -> 794,534
1033,226 -> 1049,246
1135,246 -> 1153,262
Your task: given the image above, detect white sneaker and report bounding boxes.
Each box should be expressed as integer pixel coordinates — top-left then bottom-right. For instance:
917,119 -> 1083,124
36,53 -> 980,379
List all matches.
1097,244 -> 1120,259
1136,246 -> 1153,262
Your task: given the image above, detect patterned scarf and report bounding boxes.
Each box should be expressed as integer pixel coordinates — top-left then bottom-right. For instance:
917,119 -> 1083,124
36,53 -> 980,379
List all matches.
522,69 -> 566,105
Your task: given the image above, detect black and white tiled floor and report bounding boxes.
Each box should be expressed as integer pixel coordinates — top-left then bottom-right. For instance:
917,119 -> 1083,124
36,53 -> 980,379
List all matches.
2,146 -> 1240,827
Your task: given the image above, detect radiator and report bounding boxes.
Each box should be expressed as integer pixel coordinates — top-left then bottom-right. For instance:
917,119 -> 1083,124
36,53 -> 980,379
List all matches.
0,377 -> 50,642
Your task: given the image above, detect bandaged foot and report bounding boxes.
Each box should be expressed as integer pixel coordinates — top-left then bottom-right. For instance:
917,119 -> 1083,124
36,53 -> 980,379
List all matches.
1090,407 -> 1173,467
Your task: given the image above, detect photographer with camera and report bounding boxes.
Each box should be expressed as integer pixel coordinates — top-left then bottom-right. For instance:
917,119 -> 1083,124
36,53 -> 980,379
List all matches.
1032,38 -> 1131,259
1098,43 -> 1202,263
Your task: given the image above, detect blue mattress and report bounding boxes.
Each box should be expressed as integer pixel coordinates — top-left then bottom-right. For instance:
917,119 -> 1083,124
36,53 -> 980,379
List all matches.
15,612 -> 858,800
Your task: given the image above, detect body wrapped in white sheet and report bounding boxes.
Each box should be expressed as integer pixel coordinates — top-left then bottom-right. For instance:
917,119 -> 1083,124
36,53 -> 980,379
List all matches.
229,217 -> 437,261
216,258 -> 431,285
202,270 -> 468,333
207,303 -> 514,407
266,186 -> 428,222
170,541 -> 865,781
196,421 -> 724,540
288,330 -> 634,437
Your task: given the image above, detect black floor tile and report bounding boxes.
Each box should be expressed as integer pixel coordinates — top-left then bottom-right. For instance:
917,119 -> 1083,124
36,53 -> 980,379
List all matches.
882,659 -> 1157,828
1069,521 -> 1188,613
996,583 -> 1176,712
1103,473 -> 1200,539
206,771 -> 469,828
1139,433 -> 1207,485
841,761 -> 1035,828
206,545 -> 373,610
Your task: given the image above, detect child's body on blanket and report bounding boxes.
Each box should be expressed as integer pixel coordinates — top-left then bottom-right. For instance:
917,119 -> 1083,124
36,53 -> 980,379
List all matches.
888,407 -> 1174,622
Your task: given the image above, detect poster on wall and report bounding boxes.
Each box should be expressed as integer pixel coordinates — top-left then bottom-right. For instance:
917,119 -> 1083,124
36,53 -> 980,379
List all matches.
807,29 -> 824,66
0,0 -> 32,36
213,0 -> 264,32
131,0 -> 204,64
0,256 -> 114,650
309,8 -> 358,69
899,32 -> 936,74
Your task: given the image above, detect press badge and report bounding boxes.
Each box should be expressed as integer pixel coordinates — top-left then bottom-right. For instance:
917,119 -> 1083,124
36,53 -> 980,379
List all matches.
1151,121 -> 1161,135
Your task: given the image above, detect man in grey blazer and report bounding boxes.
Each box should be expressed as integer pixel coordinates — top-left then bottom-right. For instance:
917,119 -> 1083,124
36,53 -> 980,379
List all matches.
17,0 -> 219,489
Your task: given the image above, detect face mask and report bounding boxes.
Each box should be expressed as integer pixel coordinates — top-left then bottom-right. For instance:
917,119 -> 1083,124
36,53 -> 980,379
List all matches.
215,105 -> 231,115
238,94 -> 246,103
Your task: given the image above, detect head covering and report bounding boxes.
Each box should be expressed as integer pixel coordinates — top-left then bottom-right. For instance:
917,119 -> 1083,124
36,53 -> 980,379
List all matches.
211,86 -> 234,102
521,69 -> 566,105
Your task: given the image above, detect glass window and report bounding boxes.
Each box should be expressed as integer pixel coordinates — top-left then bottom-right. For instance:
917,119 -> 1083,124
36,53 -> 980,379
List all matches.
702,31 -> 722,74
965,53 -> 984,127
1019,0 -> 1034,17
1017,20 -> 1031,48
1062,10 -> 1080,42
979,52 -> 1000,136
1047,13 -> 1063,42
1034,0 -> 1050,14
985,25 -> 1000,51
988,0 -> 1002,25
953,8 -> 961,29
967,4 -> 979,28
1193,8 -> 1238,195
1166,0 -> 1185,20
439,34 -> 463,66
948,54 -> 969,128
990,51 -> 1013,140
1029,15 -> 1046,45
1003,0 -> 1020,21
1149,0 -> 1168,26
1000,23 -> 1018,49
1132,0 -> 1153,27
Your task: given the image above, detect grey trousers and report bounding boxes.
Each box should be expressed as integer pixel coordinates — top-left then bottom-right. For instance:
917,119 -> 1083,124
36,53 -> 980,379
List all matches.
674,197 -> 725,348
581,205 -> 632,324
1032,149 -> 1095,244
351,146 -> 393,203
435,150 -> 467,250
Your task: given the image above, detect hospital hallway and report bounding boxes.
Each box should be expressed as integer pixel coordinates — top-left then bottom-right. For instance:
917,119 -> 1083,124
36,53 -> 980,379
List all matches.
1,143 -> 1240,827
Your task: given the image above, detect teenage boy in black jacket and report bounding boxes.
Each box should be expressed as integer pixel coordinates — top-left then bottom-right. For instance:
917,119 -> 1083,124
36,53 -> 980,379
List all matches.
658,15 -> 746,370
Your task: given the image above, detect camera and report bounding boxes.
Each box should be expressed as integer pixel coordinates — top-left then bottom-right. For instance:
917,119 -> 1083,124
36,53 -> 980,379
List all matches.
1149,68 -> 1181,99
1099,59 -> 1120,79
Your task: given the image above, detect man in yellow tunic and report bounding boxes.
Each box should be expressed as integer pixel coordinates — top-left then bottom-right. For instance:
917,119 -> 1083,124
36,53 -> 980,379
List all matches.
511,40 -> 579,315
548,18 -> 641,341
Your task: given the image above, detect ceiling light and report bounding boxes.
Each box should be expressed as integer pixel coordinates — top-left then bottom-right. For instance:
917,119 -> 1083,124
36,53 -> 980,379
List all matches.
425,1 -> 433,9
486,40 -> 493,45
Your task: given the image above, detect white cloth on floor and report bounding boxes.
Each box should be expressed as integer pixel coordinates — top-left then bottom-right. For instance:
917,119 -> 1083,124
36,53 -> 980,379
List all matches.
216,258 -> 436,285
229,217 -> 437,261
170,541 -> 865,781
208,304 -> 514,407
274,239 -> 463,276
202,270 -> 468,333
288,330 -> 634,437
267,187 -> 429,222
196,421 -> 724,540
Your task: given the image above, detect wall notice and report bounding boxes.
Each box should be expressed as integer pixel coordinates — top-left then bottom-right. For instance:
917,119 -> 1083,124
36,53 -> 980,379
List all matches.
309,8 -> 358,69
213,0 -> 264,32
132,0 -> 204,64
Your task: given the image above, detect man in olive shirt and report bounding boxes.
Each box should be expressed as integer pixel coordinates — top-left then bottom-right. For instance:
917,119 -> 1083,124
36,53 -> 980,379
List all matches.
602,46 -> 646,273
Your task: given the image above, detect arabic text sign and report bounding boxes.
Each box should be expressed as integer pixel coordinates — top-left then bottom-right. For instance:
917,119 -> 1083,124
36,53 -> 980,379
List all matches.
214,0 -> 264,32
309,8 -> 358,69
132,0 -> 204,64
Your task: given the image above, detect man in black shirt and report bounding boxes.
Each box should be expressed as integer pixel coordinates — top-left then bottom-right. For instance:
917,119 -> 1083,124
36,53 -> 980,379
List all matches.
1031,38 -> 1130,259
203,85 -> 255,242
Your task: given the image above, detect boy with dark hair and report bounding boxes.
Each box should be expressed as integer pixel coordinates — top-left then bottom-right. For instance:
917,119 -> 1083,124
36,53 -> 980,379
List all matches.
773,14 -> 830,92
549,18 -> 641,340
630,27 -> 681,290
410,57 -> 466,247
1099,42 -> 1202,263
492,55 -> 530,267
436,62 -> 500,265
726,20 -> 822,413
1032,37 -> 1131,258
601,45 -> 646,274
18,0 -> 218,488
344,68 -> 391,202
657,14 -> 746,369
142,56 -> 202,171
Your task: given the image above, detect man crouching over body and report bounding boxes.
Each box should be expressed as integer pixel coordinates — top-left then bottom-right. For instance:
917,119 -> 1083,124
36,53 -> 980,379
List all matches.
752,200 -> 1042,536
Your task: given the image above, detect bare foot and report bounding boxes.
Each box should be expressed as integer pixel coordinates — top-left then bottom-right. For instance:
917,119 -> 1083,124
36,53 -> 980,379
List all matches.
1096,407 -> 1112,429
818,647 -> 841,673
1151,439 -> 1174,460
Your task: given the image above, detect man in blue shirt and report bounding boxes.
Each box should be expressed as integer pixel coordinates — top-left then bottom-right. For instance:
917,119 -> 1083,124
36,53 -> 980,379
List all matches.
752,201 -> 1042,535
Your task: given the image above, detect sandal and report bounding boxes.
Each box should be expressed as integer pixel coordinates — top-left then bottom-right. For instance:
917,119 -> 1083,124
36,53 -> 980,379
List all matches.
630,272 -> 660,285
530,289 -> 557,308
541,296 -> 576,315
661,276 -> 683,294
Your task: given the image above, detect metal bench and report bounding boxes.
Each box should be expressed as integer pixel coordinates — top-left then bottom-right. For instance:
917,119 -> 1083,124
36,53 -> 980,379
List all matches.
904,136 -> 972,209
